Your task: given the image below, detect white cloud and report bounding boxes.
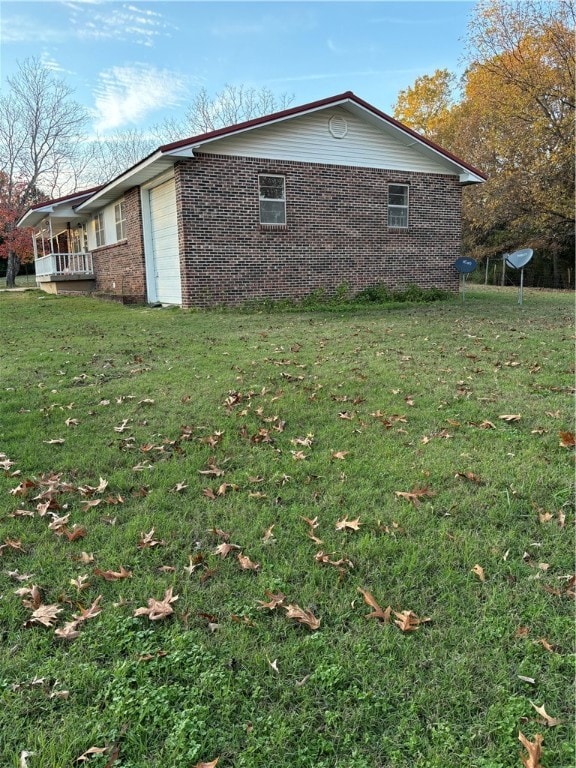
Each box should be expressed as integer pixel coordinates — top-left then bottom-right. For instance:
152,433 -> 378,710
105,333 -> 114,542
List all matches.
0,14 -> 66,44
91,64 -> 189,133
70,2 -> 176,47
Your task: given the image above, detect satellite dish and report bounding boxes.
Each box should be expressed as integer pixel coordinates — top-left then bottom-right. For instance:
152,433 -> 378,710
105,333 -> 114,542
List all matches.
454,257 -> 478,274
505,248 -> 533,270
453,258 -> 477,302
504,248 -> 534,305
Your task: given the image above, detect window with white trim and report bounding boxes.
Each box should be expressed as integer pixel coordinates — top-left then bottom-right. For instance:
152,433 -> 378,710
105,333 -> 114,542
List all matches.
388,184 -> 409,228
114,200 -> 126,241
259,175 -> 286,225
94,212 -> 105,247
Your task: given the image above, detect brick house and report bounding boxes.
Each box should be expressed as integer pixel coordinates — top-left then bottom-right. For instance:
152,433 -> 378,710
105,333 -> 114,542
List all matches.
19,91 -> 485,307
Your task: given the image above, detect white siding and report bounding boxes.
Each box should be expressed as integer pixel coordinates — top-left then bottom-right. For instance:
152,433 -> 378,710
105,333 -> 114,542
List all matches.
199,107 -> 453,175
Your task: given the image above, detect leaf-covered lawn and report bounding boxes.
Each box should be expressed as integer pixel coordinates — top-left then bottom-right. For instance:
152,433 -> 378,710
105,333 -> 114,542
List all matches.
0,288 -> 573,768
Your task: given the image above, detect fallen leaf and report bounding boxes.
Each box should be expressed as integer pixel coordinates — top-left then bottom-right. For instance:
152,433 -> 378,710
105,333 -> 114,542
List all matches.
26,604 -> 63,628
193,760 -> 219,768
237,553 -> 260,571
43,438 -> 65,445
456,471 -> 484,484
54,620 -> 81,640
94,565 -> 132,581
19,751 -> 35,768
331,450 -> 349,460
284,603 -> 320,631
70,574 -> 91,591
262,524 -> 276,543
76,595 -> 103,622
559,430 -> 575,448
530,702 -> 562,727
357,588 -> 391,622
394,486 -> 435,507
335,516 -> 361,531
214,542 -> 240,559
393,609 -> 431,632
534,638 -> 555,653
76,745 -> 109,762
137,528 -> 165,548
257,590 -> 286,610
133,587 -> 178,621
499,414 -> 521,422
471,564 -> 486,582
518,731 -> 544,768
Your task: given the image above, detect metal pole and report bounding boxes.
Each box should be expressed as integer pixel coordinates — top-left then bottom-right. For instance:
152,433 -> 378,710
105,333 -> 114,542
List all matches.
518,268 -> 524,305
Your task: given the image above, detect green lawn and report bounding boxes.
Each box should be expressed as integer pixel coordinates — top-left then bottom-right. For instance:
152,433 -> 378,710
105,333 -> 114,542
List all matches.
0,288 -> 573,768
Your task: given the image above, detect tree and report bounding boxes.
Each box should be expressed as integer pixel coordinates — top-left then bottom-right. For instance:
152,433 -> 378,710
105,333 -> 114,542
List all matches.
165,83 -> 295,137
0,58 -> 89,286
393,69 -> 457,140
460,0 -> 575,276
393,1 -> 575,285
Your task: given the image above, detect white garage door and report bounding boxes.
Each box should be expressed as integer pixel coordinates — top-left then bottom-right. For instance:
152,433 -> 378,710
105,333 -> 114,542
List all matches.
149,178 -> 181,305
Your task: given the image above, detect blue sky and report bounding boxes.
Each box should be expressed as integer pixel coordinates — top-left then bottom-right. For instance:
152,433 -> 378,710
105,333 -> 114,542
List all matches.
1,1 -> 476,137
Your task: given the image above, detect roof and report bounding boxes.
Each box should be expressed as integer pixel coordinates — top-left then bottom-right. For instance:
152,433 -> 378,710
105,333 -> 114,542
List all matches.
20,92 -> 486,224
17,186 -> 104,228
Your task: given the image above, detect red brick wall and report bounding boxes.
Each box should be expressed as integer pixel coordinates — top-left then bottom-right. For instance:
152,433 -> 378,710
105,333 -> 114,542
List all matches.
92,187 -> 146,302
175,154 -> 462,308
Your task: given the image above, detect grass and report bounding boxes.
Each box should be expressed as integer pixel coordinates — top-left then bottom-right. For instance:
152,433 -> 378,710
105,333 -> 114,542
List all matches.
0,287 -> 573,768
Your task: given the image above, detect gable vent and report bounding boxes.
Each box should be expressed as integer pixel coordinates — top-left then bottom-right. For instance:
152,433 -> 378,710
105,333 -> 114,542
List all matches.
328,115 -> 348,139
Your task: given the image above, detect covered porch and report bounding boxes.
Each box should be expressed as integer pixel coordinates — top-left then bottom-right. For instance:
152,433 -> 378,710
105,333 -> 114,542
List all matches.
19,188 -> 99,294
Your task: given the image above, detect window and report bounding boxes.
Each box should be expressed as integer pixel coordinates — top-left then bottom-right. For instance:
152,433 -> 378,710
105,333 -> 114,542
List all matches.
259,175 -> 286,225
388,184 -> 409,228
114,200 -> 126,241
94,212 -> 105,247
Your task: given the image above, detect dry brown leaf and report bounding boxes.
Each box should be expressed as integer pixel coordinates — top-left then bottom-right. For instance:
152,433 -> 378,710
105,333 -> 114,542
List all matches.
76,595 -> 103,622
133,587 -> 178,621
331,450 -> 349,460
284,603 -> 320,630
534,638 -> 555,653
530,702 -> 562,727
257,590 -> 286,610
237,553 -> 260,571
394,486 -> 435,507
499,413 -> 521,422
76,745 -> 109,762
63,524 -> 87,542
193,759 -> 219,768
70,574 -> 91,591
393,609 -> 431,632
94,566 -> 132,581
137,528 -> 165,548
357,588 -> 391,622
456,471 -> 484,484
262,524 -> 276,543
559,430 -> 575,448
214,542 -> 240,559
471,564 -> 486,582
26,604 -> 63,628
54,620 -> 81,640
518,731 -> 544,768
335,516 -> 361,531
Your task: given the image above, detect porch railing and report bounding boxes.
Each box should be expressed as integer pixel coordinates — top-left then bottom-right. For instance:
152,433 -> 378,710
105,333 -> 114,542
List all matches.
35,252 -> 94,278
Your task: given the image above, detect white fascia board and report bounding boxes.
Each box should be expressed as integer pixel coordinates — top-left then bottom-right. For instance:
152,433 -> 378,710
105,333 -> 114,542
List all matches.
164,146 -> 196,158
76,150 -> 175,213
18,206 -> 53,228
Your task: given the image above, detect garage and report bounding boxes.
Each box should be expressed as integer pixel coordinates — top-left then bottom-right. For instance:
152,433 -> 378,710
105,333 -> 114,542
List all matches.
147,178 -> 181,305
